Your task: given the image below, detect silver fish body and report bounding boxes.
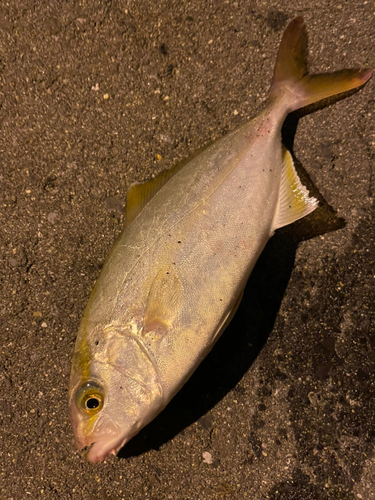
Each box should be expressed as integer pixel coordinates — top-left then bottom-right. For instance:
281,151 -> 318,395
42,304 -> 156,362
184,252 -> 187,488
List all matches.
69,18 -> 371,462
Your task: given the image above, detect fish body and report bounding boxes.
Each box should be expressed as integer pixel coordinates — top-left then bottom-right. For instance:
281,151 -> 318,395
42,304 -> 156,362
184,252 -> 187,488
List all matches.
69,18 -> 371,463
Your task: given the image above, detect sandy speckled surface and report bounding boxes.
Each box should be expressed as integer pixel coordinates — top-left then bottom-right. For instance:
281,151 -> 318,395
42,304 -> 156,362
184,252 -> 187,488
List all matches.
0,1 -> 374,499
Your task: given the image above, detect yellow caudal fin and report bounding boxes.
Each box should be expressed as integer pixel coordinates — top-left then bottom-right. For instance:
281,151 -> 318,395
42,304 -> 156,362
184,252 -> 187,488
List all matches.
270,17 -> 372,113
273,147 -> 318,231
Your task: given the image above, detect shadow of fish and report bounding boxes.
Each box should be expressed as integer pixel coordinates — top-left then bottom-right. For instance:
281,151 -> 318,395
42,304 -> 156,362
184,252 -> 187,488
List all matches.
69,17 -> 372,463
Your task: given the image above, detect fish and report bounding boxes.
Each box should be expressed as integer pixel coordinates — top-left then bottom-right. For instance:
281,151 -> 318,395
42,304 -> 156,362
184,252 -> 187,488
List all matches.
69,17 -> 372,463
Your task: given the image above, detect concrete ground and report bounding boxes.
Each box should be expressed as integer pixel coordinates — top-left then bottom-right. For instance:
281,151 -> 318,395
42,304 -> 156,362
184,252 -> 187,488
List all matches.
0,1 -> 374,499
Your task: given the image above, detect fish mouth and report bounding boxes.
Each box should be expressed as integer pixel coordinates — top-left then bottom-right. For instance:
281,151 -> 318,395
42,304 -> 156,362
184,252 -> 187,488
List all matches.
84,434 -> 128,463
74,422 -> 129,463
71,409 -> 128,463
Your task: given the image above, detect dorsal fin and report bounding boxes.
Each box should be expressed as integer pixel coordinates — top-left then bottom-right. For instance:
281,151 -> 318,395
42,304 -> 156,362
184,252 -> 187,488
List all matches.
273,147 -> 318,230
125,141 -> 215,225
126,163 -> 182,225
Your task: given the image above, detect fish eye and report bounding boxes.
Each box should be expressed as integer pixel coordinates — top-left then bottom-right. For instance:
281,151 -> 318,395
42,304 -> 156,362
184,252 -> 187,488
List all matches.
85,397 -> 100,410
75,381 -> 104,415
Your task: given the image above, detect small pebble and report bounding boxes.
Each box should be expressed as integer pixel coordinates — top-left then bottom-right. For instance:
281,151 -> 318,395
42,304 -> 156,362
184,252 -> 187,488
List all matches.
47,212 -> 58,225
160,134 -> 173,144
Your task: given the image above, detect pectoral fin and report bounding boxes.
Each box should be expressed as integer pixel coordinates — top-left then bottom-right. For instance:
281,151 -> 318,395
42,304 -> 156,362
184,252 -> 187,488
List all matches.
273,147 -> 318,230
143,267 -> 183,341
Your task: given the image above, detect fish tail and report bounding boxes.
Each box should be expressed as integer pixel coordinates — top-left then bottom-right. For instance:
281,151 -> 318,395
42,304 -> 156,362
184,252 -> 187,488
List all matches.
270,17 -> 372,112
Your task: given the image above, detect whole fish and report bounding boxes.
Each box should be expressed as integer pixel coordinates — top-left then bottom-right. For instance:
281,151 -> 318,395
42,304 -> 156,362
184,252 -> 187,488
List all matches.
69,17 -> 371,463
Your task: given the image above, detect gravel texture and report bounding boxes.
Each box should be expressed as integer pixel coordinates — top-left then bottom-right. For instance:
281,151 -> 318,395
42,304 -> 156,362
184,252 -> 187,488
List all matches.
0,1 -> 374,499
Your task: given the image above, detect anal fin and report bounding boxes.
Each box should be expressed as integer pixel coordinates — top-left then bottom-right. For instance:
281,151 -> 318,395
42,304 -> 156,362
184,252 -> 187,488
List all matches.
273,147 -> 318,230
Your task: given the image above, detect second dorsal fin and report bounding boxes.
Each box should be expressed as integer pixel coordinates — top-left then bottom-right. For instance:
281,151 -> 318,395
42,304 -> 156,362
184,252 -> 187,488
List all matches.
125,141 -> 215,225
126,163 -> 182,225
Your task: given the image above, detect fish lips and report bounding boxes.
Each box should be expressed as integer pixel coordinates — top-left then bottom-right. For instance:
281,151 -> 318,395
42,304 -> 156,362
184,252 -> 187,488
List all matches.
85,433 -> 128,463
72,415 -> 128,463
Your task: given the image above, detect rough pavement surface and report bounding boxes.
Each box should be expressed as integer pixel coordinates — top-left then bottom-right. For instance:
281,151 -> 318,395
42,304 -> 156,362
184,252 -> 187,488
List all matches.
1,1 -> 374,499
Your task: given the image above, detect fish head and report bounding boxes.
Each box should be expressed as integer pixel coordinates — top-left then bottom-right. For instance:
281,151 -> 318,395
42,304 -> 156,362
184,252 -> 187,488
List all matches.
69,324 -> 163,463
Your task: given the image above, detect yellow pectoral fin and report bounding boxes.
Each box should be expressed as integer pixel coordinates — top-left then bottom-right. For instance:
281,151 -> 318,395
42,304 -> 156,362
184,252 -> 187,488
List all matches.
273,147 -> 318,231
143,267 -> 183,341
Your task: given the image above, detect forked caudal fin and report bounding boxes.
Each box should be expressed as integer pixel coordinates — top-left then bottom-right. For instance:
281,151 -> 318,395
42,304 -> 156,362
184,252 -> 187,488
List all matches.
270,17 -> 372,113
